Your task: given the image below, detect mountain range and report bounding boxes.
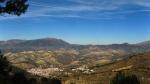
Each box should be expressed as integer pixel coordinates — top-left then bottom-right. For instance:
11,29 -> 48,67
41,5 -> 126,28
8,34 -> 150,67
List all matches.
0,38 -> 70,52
0,38 -> 150,53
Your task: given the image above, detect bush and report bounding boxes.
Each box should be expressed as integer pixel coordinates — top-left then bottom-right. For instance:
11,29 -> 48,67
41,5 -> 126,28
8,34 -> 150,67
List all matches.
0,50 -> 11,84
110,72 -> 140,84
11,72 -> 28,84
0,50 -> 28,84
41,77 -> 62,84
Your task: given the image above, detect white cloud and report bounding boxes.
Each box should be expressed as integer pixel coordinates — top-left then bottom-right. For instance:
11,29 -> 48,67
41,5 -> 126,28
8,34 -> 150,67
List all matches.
0,0 -> 150,20
134,0 -> 150,7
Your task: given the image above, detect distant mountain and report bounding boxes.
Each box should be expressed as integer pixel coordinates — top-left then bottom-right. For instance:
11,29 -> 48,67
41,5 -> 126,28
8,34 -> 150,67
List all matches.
136,40 -> 150,46
15,38 -> 70,47
0,38 -> 150,53
0,38 -> 70,52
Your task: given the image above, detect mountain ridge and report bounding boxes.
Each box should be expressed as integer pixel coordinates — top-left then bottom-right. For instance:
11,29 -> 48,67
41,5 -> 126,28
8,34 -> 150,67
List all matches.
0,38 -> 150,53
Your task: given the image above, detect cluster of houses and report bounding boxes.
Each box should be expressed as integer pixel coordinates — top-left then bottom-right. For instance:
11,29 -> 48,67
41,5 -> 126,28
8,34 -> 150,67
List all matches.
27,68 -> 64,77
27,65 -> 95,78
71,65 -> 95,74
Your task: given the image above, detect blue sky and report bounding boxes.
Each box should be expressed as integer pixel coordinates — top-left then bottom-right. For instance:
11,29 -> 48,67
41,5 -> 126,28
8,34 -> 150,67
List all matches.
0,0 -> 150,44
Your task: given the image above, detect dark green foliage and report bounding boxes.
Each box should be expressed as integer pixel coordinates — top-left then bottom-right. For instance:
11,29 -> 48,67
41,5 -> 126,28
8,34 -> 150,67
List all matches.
41,77 -> 62,84
0,50 -> 11,84
0,50 -> 28,84
41,77 -> 49,84
111,72 -> 140,84
51,78 -> 62,84
28,78 -> 37,84
0,0 -> 28,16
11,72 -> 28,84
0,50 -> 9,73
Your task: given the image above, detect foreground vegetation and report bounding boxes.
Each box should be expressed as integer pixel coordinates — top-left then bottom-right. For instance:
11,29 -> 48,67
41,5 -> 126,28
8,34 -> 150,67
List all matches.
111,72 -> 140,84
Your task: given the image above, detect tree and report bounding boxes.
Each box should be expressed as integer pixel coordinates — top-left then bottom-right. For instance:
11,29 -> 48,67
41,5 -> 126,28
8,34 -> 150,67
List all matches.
0,0 -> 28,16
41,77 -> 62,84
0,50 -> 29,84
11,72 -> 28,84
0,50 -> 11,84
0,50 -> 10,76
110,72 -> 140,84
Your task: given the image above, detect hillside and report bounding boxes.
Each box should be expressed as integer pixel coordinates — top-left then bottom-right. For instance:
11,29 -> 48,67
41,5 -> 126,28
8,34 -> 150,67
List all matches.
62,52 -> 150,84
6,51 -> 149,84
0,38 -> 70,52
3,48 -> 140,70
137,40 -> 150,46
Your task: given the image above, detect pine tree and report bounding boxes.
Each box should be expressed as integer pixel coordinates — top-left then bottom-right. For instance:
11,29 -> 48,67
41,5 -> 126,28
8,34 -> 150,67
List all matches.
0,0 -> 28,16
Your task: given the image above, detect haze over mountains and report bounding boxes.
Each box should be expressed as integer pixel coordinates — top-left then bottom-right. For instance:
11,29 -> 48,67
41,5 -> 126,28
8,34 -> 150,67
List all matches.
0,38 -> 150,52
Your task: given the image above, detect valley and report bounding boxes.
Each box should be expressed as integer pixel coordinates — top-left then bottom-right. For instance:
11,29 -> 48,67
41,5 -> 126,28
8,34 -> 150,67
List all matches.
0,38 -> 150,84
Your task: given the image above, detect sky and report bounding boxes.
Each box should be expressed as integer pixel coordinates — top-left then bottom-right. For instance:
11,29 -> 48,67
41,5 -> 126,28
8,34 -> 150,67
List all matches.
0,0 -> 150,44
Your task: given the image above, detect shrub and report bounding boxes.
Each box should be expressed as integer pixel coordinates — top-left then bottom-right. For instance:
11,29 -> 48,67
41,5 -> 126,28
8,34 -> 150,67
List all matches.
110,72 -> 140,84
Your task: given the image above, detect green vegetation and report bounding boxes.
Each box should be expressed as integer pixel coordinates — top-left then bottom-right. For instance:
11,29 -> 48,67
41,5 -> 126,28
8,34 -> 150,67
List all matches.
36,60 -> 45,65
